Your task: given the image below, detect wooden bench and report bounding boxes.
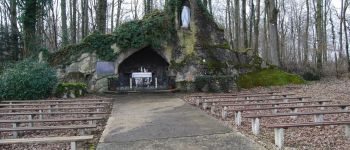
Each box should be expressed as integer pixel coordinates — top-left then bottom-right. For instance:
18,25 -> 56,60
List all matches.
0,106 -> 105,111
202,96 -> 311,110
1,124 -> 97,138
212,100 -> 330,115
267,121 -> 350,149
0,135 -> 93,150
0,102 -> 111,107
190,91 -> 282,98
195,92 -> 291,106
1,98 -> 113,103
245,110 -> 350,135
223,103 -> 349,126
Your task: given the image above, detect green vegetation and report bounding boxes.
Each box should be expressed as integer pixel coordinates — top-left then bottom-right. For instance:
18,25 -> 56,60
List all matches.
302,72 -> 321,81
237,68 -> 305,89
0,59 -> 57,100
49,9 -> 176,66
195,75 -> 236,92
56,82 -> 87,97
115,10 -> 173,49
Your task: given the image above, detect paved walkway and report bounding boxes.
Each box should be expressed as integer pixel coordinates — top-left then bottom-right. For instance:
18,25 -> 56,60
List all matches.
97,94 -> 265,150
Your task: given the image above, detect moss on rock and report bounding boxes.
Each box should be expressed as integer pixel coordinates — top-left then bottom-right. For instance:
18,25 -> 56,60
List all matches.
237,68 -> 305,89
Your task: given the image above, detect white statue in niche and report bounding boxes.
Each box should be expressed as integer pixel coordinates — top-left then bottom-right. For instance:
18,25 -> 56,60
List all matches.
181,4 -> 190,29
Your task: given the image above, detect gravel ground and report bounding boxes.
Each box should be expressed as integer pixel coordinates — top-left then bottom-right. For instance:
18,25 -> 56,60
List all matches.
181,77 -> 350,150
0,94 -> 113,150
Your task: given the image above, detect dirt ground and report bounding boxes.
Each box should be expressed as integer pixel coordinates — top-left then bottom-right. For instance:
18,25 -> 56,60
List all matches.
182,77 -> 350,150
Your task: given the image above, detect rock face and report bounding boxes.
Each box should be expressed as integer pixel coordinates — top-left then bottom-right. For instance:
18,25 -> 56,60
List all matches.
53,0 -> 259,92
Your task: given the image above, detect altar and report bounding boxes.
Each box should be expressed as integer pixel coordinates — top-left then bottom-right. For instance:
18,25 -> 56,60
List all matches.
131,72 -> 153,88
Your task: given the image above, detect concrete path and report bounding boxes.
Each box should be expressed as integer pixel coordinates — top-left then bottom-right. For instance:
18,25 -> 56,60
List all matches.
97,94 -> 265,150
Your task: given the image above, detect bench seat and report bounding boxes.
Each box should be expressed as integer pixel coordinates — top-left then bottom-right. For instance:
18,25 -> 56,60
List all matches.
0,102 -> 110,107
0,135 -> 93,150
266,121 -> 350,149
2,98 -> 113,103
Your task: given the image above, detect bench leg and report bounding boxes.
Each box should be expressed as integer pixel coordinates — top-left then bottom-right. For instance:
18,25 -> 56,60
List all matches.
252,118 -> 260,135
344,124 -> 350,138
39,110 -> 43,120
235,111 -> 242,126
221,107 -> 228,120
203,102 -> 208,110
342,106 -> 348,111
28,115 -> 34,127
70,141 -> 77,150
272,104 -> 278,113
211,103 -> 216,115
12,123 -> 18,138
314,114 -> 324,122
274,128 -> 284,149
196,99 -> 200,106
290,108 -> 298,119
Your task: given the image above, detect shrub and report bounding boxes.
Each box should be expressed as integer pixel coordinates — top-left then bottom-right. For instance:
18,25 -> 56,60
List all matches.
302,72 -> 321,81
0,59 -> 58,100
56,82 -> 88,97
237,68 -> 305,89
195,76 -> 236,92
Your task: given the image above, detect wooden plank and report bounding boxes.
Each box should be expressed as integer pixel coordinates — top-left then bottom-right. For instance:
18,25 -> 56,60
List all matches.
245,110 -> 350,118
2,98 -> 113,103
216,100 -> 331,107
0,124 -> 97,132
201,93 -> 294,99
0,106 -> 105,111
0,135 -> 93,144
0,102 -> 110,107
203,96 -> 311,104
227,104 -> 350,112
0,112 -> 109,116
267,121 -> 350,128
188,91 -> 283,97
0,117 -> 105,123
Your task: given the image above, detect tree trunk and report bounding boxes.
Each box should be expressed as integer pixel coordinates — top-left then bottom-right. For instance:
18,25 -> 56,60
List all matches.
254,0 -> 260,54
97,0 -> 107,33
242,0 -> 248,48
82,0 -> 89,38
9,0 -> 19,60
304,0 -> 309,63
71,0 -> 77,44
234,0 -> 240,49
23,0 -> 38,57
116,0 -> 123,28
111,0 -> 115,32
343,0 -> 350,71
61,0 -> 68,46
315,0 -> 323,73
266,0 -> 280,66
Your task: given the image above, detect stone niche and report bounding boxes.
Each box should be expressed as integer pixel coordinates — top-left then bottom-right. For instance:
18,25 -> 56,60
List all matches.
53,0 -> 259,93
